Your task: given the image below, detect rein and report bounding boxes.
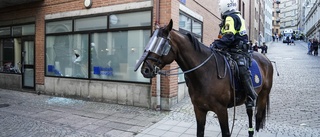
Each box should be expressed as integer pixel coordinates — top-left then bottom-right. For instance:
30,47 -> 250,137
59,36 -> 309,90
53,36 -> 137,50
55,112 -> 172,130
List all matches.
156,49 -> 227,77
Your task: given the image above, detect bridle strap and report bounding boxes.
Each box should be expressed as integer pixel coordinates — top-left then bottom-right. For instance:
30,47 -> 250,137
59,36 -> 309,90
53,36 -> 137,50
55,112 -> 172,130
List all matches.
157,51 -> 215,76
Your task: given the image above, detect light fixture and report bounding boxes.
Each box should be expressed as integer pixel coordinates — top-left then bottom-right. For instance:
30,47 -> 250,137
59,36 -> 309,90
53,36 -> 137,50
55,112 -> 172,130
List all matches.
84,0 -> 92,9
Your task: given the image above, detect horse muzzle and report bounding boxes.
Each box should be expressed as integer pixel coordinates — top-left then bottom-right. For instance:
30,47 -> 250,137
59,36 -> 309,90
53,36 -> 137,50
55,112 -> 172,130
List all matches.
141,67 -> 157,78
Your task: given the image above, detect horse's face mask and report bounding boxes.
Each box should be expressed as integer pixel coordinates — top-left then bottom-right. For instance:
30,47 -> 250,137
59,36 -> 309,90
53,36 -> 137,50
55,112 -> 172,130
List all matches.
134,27 -> 172,78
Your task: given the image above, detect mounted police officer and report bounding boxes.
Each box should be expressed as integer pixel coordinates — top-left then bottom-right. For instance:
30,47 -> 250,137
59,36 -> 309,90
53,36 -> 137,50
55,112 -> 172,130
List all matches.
211,0 -> 257,108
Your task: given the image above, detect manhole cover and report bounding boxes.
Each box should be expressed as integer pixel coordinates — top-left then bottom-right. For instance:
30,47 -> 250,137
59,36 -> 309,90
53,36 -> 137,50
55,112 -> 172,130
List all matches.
0,104 -> 10,108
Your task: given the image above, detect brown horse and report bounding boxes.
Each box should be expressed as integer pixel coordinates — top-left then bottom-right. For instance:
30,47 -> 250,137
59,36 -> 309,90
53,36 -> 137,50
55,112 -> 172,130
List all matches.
135,19 -> 274,137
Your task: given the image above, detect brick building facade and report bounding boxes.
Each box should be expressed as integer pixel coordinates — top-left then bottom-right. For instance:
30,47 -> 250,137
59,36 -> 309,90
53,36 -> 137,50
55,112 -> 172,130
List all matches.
0,0 -> 250,110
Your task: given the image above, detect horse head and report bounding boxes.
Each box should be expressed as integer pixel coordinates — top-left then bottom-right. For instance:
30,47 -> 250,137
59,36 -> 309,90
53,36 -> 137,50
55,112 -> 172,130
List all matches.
134,19 -> 177,78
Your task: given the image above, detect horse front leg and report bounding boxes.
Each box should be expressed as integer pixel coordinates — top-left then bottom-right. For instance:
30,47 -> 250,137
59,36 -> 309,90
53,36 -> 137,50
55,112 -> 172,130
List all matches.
216,107 -> 231,137
246,105 -> 254,137
193,106 -> 208,137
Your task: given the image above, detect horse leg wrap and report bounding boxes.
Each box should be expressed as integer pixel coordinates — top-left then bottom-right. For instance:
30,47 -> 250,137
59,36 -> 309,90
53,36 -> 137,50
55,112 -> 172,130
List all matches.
248,128 -> 254,137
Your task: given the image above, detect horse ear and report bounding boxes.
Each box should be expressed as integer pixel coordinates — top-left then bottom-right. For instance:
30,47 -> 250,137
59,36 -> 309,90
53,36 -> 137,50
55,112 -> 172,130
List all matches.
155,24 -> 160,29
167,19 -> 173,31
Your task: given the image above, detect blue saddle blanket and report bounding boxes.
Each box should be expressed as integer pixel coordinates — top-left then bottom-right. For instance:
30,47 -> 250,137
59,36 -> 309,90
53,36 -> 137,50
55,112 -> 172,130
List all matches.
250,59 -> 262,88
234,59 -> 262,89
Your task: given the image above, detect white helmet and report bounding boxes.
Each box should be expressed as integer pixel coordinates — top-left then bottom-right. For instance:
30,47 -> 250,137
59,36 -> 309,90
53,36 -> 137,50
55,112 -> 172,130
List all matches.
219,0 -> 238,15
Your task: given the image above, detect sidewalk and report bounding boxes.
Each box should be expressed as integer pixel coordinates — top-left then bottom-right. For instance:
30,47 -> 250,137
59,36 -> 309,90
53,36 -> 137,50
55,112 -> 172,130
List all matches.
0,89 -> 281,137
0,89 -> 166,137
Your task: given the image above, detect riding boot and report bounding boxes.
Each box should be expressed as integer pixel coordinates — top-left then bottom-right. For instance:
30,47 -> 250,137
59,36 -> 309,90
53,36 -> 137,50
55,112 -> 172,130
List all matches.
242,73 -> 257,108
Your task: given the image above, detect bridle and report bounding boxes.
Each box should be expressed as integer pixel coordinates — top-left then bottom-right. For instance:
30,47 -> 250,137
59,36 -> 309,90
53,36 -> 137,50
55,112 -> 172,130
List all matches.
144,29 -> 216,76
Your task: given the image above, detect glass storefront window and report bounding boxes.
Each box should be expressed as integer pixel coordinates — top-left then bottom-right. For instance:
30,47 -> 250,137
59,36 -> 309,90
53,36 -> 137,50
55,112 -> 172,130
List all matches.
90,30 -> 149,82
0,38 -> 21,73
46,20 -> 72,34
0,27 -> 11,36
75,16 -> 108,31
109,11 -> 151,28
46,34 -> 88,78
13,24 -> 35,36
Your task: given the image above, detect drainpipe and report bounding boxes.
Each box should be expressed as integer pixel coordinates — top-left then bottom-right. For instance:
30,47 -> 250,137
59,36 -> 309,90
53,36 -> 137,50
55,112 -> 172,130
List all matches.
155,0 -> 160,26
156,74 -> 161,110
155,0 -> 161,111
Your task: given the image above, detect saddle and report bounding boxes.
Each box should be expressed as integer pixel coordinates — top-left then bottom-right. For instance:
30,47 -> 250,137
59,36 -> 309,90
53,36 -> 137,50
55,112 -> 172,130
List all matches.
217,50 -> 262,90
215,50 -> 262,107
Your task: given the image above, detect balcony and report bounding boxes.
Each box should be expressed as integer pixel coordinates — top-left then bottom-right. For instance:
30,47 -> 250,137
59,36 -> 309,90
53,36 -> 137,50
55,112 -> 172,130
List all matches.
276,0 -> 280,4
0,0 -> 43,8
276,8 -> 280,13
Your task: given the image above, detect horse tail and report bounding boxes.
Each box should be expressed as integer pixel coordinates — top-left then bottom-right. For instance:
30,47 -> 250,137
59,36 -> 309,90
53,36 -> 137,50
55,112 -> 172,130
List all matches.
255,90 -> 270,131
255,60 -> 273,131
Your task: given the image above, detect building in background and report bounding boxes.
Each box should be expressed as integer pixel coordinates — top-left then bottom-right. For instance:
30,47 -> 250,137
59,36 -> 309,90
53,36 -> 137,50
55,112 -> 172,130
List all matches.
301,0 -> 320,41
273,0 -> 281,40
265,0 -> 274,42
279,0 -> 299,37
248,0 -> 268,45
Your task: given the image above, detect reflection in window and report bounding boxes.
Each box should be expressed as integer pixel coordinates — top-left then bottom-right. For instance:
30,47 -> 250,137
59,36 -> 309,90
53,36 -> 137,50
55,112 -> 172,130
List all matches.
46,34 -> 88,78
90,30 -> 149,82
179,14 -> 191,31
46,20 -> 72,34
192,20 -> 202,36
75,16 -> 108,31
109,11 -> 151,28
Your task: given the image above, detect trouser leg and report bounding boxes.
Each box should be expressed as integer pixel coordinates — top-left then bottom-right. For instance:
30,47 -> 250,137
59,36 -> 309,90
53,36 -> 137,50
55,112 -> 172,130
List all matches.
239,66 -> 257,108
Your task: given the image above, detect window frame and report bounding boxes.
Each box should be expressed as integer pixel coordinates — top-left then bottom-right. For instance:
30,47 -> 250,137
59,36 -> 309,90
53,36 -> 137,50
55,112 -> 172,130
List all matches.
44,9 -> 153,83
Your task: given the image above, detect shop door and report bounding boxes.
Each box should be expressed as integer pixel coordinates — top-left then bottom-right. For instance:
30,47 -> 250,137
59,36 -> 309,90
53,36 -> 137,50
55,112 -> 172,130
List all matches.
22,39 -> 35,89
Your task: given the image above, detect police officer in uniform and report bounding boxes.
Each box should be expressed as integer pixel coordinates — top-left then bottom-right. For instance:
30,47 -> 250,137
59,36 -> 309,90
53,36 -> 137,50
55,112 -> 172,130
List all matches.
211,0 -> 257,108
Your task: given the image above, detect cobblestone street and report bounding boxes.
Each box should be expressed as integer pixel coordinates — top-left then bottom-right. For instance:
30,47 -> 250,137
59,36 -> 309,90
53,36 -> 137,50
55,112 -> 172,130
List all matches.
0,40 -> 320,137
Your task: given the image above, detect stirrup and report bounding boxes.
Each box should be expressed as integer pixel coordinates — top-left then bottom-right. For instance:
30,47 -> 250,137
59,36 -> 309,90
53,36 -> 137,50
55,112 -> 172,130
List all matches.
246,97 -> 255,108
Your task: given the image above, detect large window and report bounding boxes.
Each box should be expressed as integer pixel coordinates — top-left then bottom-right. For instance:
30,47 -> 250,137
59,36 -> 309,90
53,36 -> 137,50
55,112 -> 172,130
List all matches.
179,12 -> 202,41
46,34 -> 88,78
0,24 -> 34,74
45,10 -> 151,82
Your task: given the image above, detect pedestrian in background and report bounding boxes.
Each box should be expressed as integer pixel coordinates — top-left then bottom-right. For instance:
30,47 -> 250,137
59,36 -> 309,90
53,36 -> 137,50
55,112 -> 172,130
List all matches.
253,42 -> 259,52
261,42 -> 268,54
307,39 -> 312,55
290,36 -> 295,45
312,38 -> 319,56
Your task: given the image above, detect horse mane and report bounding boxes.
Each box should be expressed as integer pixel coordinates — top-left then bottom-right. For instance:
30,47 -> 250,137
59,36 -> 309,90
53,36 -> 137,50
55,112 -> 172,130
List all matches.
185,33 -> 207,52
